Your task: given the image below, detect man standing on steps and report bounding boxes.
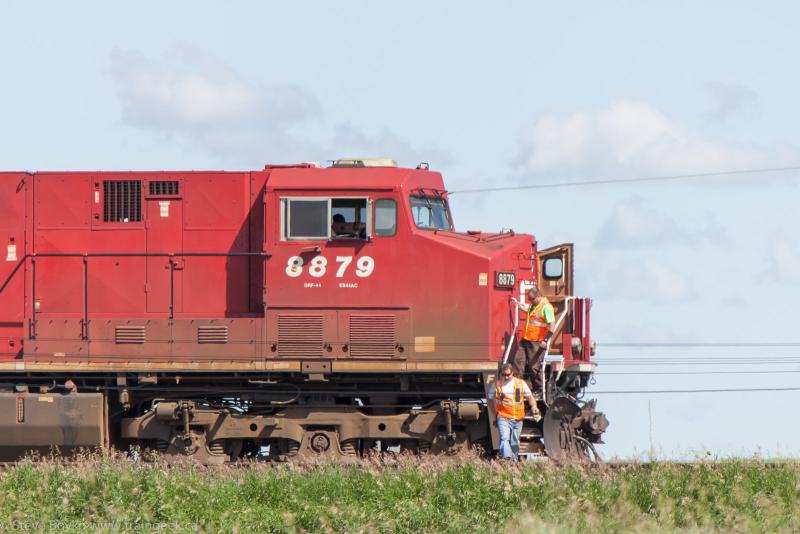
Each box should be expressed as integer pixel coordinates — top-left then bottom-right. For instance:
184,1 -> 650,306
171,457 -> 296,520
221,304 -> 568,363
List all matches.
511,286 -> 556,397
488,363 -> 539,460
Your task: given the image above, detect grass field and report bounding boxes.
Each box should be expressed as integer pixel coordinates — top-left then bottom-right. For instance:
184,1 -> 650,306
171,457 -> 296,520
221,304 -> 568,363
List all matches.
1,453 -> 798,533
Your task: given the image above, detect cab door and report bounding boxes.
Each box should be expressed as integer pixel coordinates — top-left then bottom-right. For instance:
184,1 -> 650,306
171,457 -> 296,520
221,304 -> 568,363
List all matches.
535,243 -> 574,355
265,193 -> 407,361
537,243 -> 573,298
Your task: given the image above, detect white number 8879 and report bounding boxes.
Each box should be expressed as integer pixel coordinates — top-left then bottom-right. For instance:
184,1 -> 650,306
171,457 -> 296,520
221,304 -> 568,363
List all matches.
285,255 -> 374,278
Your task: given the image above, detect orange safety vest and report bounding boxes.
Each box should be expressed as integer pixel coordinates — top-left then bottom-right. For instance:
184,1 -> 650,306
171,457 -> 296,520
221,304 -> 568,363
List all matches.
523,298 -> 553,342
494,377 -> 526,420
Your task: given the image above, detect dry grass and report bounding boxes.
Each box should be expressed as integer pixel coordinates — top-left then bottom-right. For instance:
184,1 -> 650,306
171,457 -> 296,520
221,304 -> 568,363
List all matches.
1,451 -> 798,533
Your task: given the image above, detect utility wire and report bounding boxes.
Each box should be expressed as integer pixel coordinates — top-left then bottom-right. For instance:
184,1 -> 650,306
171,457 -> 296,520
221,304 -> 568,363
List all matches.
596,361 -> 800,366
595,359 -> 800,362
595,356 -> 800,361
595,361 -> 800,366
449,165 -> 800,194
596,369 -> 800,376
588,386 -> 800,395
592,358 -> 800,366
600,342 -> 800,348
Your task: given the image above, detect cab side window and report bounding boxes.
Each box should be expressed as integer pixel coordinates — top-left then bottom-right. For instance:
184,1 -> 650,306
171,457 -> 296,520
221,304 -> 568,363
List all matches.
281,197 -> 370,241
283,198 -> 329,240
331,198 -> 368,239
374,199 -> 397,237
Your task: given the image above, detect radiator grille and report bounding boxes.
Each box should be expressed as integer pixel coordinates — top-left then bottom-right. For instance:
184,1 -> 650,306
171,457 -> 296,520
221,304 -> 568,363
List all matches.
149,180 -> 179,196
197,325 -> 229,344
115,325 -> 145,344
278,315 -> 323,356
349,315 -> 396,357
103,180 -> 142,223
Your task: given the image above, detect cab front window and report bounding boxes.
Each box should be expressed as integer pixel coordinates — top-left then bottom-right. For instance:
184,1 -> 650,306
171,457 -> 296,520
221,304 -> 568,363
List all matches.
410,195 -> 452,230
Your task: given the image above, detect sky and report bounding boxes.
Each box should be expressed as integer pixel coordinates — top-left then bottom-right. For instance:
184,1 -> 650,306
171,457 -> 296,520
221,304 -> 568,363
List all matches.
1,1 -> 799,459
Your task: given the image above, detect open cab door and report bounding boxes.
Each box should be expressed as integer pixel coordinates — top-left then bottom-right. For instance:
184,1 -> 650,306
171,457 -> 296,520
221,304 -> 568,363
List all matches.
537,243 -> 573,298
536,243 -> 574,356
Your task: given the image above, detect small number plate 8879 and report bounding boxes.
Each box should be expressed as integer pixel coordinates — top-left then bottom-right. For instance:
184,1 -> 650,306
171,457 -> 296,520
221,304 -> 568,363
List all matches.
495,271 -> 516,288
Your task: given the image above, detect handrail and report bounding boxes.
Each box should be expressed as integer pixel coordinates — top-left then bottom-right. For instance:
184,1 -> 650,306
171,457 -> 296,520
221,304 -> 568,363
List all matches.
0,255 -> 28,294
0,251 -> 270,340
501,298 -> 520,366
543,296 -> 578,405
1,251 -> 270,293
543,296 -> 595,404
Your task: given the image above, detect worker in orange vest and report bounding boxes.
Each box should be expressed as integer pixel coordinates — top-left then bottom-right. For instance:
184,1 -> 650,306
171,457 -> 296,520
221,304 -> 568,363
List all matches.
511,286 -> 556,395
488,363 -> 539,460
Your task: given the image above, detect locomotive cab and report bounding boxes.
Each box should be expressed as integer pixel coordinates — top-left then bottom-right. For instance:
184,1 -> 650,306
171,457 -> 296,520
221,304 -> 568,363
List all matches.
264,164 -> 544,368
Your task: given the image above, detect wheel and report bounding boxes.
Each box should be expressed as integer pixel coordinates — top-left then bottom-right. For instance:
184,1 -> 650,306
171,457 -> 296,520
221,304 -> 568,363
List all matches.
542,397 -> 582,462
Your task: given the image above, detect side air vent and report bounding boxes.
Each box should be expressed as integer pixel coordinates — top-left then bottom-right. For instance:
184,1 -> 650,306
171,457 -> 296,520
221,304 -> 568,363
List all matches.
149,180 -> 179,196
349,315 -> 396,357
278,315 -> 323,357
198,325 -> 228,344
115,325 -> 146,344
103,180 -> 142,223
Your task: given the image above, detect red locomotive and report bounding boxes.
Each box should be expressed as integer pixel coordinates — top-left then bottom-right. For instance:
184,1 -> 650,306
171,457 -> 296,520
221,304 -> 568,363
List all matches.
0,159 -> 607,463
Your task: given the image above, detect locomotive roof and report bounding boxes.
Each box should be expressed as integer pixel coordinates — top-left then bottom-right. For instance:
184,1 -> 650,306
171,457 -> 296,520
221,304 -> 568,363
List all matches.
5,167 -> 446,193
265,166 -> 445,192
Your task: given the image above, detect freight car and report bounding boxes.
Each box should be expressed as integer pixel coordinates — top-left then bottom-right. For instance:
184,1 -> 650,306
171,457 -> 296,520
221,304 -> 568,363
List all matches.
0,159 -> 607,463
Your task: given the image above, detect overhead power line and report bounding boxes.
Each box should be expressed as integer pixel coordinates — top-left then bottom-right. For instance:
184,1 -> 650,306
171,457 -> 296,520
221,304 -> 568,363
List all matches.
449,165 -> 800,194
597,369 -> 800,376
589,386 -> 800,395
595,359 -> 800,366
600,342 -> 800,348
594,355 -> 800,361
593,354 -> 800,361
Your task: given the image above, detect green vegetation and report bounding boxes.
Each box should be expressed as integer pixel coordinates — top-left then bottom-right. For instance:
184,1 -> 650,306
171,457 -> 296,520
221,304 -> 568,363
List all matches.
1,453 -> 798,533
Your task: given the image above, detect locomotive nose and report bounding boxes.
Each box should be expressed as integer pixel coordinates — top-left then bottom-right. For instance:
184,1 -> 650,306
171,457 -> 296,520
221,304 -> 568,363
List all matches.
486,236 -> 536,292
470,233 -> 537,359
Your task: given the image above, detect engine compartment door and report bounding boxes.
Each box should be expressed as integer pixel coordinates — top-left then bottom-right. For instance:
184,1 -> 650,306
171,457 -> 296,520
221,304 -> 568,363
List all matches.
146,197 -> 183,314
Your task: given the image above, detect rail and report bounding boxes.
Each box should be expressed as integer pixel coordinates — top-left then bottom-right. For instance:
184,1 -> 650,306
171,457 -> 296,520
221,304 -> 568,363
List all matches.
0,252 -> 270,340
499,295 -> 592,405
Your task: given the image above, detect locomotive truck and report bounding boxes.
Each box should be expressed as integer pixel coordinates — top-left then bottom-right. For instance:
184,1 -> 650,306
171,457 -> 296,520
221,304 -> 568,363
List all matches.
0,159 -> 607,463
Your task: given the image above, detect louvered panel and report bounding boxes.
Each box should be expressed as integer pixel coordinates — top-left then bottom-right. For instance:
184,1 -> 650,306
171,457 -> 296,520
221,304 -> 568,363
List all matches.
149,180 -> 179,196
115,325 -> 145,344
103,180 -> 142,223
198,325 -> 228,344
278,315 -> 323,356
349,315 -> 396,357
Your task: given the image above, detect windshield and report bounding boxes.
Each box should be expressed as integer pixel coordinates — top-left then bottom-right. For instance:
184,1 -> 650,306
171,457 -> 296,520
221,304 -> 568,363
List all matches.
410,195 -> 452,230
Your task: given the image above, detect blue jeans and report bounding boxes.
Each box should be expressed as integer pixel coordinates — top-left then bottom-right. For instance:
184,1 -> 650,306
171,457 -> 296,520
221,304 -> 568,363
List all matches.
497,417 -> 522,460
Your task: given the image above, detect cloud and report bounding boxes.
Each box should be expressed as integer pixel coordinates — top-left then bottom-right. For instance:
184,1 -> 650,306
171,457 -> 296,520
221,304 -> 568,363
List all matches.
595,197 -> 726,249
770,238 -> 800,283
110,44 -> 448,168
110,43 -> 322,162
598,257 -> 691,304
703,81 -> 759,125
516,99 -> 800,184
329,123 -> 452,169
